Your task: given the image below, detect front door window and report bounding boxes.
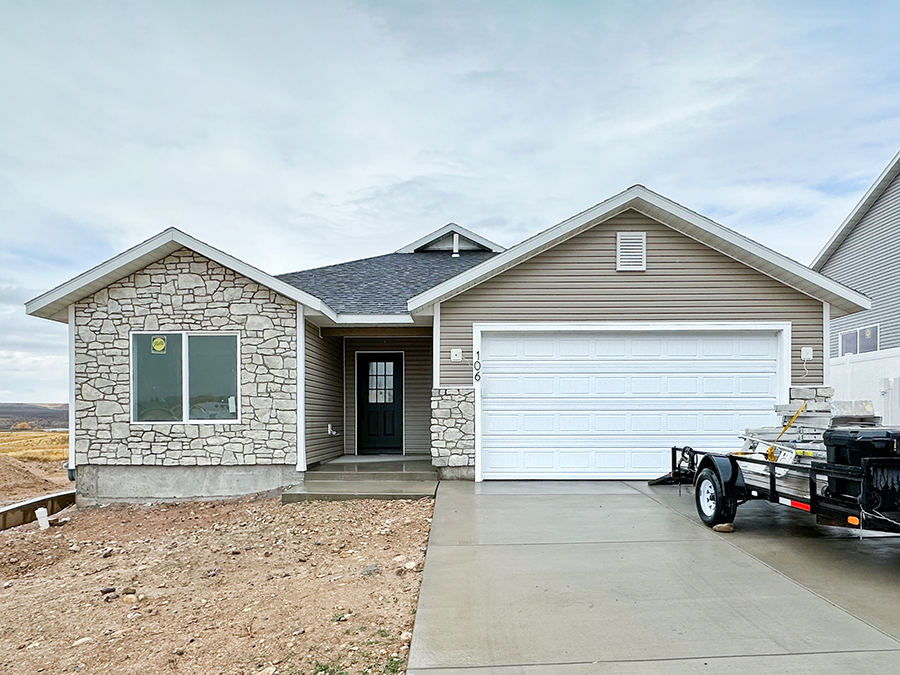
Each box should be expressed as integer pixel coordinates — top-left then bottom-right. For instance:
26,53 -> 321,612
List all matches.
368,361 -> 395,403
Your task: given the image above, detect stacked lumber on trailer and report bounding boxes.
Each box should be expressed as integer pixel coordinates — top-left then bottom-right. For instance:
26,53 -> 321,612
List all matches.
745,399 -> 880,446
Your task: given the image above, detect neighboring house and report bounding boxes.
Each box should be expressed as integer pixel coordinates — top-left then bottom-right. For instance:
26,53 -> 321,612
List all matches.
812,149 -> 900,423
26,185 -> 869,502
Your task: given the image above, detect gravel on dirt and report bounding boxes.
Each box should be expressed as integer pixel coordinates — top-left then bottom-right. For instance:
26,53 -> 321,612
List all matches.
0,494 -> 433,675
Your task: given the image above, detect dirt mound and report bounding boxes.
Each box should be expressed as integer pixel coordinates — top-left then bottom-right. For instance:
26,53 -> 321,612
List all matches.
0,454 -> 67,507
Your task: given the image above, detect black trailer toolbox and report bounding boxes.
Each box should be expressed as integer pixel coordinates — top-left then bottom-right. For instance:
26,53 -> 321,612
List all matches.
823,427 -> 900,498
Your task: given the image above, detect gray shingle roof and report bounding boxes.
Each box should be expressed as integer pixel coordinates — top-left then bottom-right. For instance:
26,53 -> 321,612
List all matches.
277,251 -> 497,314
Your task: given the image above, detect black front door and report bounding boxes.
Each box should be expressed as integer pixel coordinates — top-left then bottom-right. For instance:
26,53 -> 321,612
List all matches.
357,353 -> 403,454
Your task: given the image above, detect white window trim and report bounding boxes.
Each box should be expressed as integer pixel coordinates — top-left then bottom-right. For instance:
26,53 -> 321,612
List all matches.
839,323 -> 880,356
616,231 -> 646,271
130,330 -> 242,425
471,320 -> 792,482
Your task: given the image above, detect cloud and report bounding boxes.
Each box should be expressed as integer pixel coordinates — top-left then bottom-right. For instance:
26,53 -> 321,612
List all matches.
1,1 -> 900,399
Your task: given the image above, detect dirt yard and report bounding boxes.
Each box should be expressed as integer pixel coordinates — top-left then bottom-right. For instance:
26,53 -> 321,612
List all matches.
0,495 -> 433,675
0,431 -> 70,506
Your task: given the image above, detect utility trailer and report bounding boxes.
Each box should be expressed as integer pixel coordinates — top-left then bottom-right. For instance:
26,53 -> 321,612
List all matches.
655,429 -> 900,533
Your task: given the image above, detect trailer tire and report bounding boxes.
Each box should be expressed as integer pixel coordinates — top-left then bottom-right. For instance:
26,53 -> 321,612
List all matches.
695,467 -> 737,527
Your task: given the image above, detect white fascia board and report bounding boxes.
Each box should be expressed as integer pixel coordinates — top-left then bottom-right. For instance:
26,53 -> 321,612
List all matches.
811,148 -> 900,271
406,185 -> 870,314
332,314 -> 416,325
396,222 -> 505,253
25,228 -> 337,323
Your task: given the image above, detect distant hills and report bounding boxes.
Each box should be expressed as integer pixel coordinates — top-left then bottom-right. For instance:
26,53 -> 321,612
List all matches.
0,403 -> 68,429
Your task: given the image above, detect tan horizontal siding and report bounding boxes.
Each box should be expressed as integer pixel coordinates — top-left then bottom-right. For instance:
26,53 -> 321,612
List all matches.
440,210 -> 823,387
344,337 -> 433,455
305,320 -> 344,465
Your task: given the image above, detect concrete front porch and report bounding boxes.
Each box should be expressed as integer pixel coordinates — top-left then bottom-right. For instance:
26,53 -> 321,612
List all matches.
282,456 -> 438,502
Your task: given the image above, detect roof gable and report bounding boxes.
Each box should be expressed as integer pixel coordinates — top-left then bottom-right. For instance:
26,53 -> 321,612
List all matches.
26,228 -> 335,323
395,223 -> 504,253
406,185 -> 870,317
812,148 -> 900,272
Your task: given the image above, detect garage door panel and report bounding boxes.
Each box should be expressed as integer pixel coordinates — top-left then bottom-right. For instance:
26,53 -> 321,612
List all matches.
483,361 -> 778,375
483,335 -> 777,361
483,399 -> 779,412
482,373 -> 777,397
480,330 -> 781,480
482,411 -> 772,440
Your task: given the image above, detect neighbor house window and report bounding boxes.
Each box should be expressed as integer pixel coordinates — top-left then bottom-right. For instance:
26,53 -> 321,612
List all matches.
132,333 -> 239,422
839,325 -> 879,356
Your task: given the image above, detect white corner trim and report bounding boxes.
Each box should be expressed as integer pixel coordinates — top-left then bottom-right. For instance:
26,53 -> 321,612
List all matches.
432,302 -> 441,389
68,304 -> 76,469
405,185 -> 870,314
297,304 -> 307,471
823,302 -> 831,386
473,325 -> 483,483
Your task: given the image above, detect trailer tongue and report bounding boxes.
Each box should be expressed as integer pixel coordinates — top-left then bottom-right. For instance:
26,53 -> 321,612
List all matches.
654,428 -> 900,534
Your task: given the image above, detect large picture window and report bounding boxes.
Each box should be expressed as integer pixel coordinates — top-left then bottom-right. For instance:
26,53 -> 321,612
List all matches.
133,333 -> 239,422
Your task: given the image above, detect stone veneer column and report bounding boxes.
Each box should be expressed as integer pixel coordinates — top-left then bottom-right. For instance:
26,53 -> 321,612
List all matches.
430,388 -> 475,480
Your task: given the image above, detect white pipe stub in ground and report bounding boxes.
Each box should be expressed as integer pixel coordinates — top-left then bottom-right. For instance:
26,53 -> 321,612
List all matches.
35,507 -> 50,530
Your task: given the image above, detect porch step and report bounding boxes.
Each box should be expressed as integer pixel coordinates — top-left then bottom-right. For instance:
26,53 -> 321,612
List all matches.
281,480 -> 438,502
304,458 -> 437,483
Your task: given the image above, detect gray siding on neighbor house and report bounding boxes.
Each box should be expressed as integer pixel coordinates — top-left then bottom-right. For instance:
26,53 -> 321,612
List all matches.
343,336 -> 432,455
820,173 -> 900,357
440,209 -> 825,387
304,321 -> 344,465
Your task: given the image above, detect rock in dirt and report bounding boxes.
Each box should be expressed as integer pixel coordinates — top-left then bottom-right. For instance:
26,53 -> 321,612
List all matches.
3,581 -> 11,589
361,564 -> 381,576
122,586 -> 135,595
71,637 -> 92,648
100,587 -> 115,595
712,523 -> 735,533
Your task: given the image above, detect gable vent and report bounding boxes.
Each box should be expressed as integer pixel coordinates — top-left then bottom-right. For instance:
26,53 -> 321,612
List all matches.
616,231 -> 646,271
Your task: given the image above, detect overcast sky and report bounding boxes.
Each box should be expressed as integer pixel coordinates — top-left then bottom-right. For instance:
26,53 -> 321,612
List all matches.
2,1 -> 900,402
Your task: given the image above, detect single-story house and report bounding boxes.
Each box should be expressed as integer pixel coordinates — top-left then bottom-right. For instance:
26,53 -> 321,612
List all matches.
26,185 -> 870,502
812,149 -> 900,423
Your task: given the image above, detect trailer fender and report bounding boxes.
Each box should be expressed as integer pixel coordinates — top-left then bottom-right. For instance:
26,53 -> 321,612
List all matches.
696,455 -> 746,496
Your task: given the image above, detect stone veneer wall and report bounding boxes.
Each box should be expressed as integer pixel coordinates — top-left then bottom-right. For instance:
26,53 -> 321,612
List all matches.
74,248 -> 298,467
430,388 -> 475,479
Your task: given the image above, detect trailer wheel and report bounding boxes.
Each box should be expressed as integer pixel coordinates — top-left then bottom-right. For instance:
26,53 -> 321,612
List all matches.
695,467 -> 737,526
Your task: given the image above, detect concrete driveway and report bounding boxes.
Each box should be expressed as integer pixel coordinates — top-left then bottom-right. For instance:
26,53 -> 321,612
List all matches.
408,481 -> 900,673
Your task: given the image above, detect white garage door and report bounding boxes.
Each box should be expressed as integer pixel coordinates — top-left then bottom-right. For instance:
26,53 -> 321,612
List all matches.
479,330 -> 781,479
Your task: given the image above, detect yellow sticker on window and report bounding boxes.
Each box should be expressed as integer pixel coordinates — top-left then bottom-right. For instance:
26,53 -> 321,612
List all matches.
151,336 -> 166,354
